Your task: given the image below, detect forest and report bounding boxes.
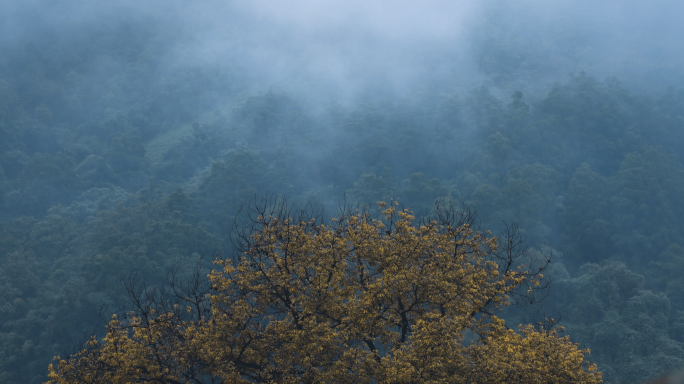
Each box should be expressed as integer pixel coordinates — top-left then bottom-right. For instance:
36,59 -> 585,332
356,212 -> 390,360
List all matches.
2,1 -> 684,383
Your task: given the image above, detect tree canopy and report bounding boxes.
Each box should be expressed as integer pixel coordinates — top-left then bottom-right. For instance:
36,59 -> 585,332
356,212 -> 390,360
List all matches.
47,200 -> 601,383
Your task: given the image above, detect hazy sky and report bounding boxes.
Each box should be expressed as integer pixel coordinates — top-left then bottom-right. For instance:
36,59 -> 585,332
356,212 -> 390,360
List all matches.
1,0 -> 683,105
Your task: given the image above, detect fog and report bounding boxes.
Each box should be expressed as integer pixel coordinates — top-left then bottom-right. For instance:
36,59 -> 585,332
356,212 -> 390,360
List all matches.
2,1 -> 684,383
3,0 -> 683,107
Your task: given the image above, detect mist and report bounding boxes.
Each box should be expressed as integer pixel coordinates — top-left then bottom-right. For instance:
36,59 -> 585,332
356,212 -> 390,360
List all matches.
2,1 -> 684,383
4,0 -> 683,107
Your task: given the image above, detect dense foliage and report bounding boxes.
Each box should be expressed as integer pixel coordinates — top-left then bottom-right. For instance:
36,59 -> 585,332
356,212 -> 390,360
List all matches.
47,201 -> 600,383
1,6 -> 684,384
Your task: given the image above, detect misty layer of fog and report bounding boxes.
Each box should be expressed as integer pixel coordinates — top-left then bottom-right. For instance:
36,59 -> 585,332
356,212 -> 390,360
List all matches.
2,1 -> 684,383
3,0 -> 683,107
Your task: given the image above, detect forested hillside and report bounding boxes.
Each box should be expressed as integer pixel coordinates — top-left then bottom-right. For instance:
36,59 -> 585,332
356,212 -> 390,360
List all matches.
2,1 -> 684,383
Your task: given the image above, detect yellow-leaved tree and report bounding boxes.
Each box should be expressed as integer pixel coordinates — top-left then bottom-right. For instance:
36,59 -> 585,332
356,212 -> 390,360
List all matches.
47,199 -> 601,383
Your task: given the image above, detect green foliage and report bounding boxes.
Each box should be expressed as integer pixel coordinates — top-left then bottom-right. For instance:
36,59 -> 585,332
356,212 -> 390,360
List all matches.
0,184 -> 220,384
3,36 -> 684,382
399,172 -> 449,212
563,147 -> 684,264
562,163 -> 612,261
346,168 -> 398,204
548,261 -> 684,383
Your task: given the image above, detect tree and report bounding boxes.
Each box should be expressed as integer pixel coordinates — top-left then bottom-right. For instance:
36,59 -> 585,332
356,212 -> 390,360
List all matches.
47,199 -> 601,384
